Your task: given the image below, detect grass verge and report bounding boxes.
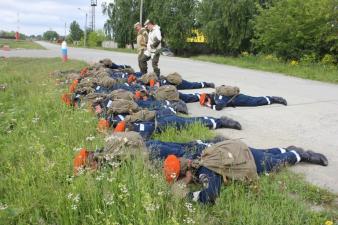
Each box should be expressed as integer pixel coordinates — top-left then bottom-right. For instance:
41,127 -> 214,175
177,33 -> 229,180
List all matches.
68,44 -> 137,54
0,58 -> 337,224
0,38 -> 45,50
192,55 -> 338,84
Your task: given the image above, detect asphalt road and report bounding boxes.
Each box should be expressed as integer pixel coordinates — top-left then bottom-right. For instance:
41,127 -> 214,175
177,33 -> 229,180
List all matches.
2,41 -> 338,193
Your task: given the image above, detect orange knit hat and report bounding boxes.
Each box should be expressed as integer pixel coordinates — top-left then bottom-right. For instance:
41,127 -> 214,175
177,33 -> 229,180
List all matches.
127,74 -> 137,84
199,93 -> 207,105
114,121 -> 126,132
163,155 -> 181,183
61,93 -> 71,106
69,79 -> 79,93
73,148 -> 88,175
80,67 -> 88,77
97,119 -> 110,132
149,79 -> 155,87
134,91 -> 141,99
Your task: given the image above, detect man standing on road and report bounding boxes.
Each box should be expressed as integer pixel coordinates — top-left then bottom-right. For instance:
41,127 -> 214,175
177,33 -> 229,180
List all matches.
143,19 -> 162,77
134,22 -> 148,74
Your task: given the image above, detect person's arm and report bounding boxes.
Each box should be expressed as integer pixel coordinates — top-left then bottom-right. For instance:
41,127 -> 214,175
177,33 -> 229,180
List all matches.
150,29 -> 162,49
187,167 -> 223,204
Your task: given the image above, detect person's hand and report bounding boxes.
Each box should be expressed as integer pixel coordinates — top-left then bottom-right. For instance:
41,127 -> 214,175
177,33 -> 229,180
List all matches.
184,171 -> 193,184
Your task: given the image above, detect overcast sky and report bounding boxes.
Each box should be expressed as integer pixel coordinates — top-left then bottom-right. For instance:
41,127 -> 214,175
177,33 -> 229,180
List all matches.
0,0 -> 111,36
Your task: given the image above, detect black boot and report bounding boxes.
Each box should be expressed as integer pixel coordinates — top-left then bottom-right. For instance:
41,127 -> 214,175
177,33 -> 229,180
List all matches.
208,135 -> 227,144
270,96 -> 287,105
286,145 -> 305,153
219,116 -> 242,130
204,82 -> 215,88
298,151 -> 328,166
171,100 -> 188,114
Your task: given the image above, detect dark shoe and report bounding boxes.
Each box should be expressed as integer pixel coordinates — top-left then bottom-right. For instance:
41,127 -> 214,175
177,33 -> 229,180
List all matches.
286,145 -> 305,153
205,82 -> 215,88
171,100 -> 188,114
219,116 -> 242,130
208,135 -> 227,144
299,150 -> 328,166
270,96 -> 287,105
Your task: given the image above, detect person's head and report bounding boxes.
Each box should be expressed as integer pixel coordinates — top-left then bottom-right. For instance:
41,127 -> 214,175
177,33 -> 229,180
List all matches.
134,22 -> 142,32
199,93 -> 214,106
144,19 -> 155,30
163,155 -> 192,184
73,149 -> 98,175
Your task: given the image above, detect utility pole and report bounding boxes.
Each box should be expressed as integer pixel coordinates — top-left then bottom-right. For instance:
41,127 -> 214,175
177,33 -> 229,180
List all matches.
64,22 -> 67,38
140,0 -> 143,25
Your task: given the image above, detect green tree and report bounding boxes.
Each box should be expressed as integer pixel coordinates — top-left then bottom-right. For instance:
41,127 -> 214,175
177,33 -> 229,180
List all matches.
197,0 -> 258,55
42,30 -> 59,41
253,0 -> 338,60
87,30 -> 105,47
147,0 -> 197,54
69,21 -> 84,41
102,0 -> 140,48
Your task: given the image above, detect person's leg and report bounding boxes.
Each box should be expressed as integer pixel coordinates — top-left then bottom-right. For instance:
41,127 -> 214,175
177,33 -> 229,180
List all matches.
139,52 -> 150,74
179,92 -> 200,103
250,148 -> 300,174
250,147 -> 288,155
227,94 -> 271,107
152,53 -> 160,77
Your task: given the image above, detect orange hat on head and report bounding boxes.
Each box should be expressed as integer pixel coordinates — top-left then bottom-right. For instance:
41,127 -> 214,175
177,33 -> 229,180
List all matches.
149,79 -> 155,87
199,93 -> 207,105
128,74 -> 137,84
80,67 -> 88,77
61,93 -> 71,106
134,91 -> 141,99
97,119 -> 109,132
163,155 -> 181,183
114,121 -> 126,132
73,148 -> 88,175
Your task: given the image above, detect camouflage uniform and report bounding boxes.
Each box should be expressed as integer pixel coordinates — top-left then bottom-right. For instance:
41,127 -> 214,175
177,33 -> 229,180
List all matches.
137,28 -> 148,74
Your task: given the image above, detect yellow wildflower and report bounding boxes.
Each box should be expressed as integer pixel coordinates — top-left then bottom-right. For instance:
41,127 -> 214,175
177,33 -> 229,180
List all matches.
290,60 -> 298,65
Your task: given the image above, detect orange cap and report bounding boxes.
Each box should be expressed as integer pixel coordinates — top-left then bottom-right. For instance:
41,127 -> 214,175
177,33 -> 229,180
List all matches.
73,148 -> 88,175
114,121 -> 126,132
80,67 -> 88,76
163,155 -> 180,183
97,119 -> 109,132
61,93 -> 71,106
149,79 -> 155,87
199,93 -> 207,105
128,74 -> 136,84
134,91 -> 141,99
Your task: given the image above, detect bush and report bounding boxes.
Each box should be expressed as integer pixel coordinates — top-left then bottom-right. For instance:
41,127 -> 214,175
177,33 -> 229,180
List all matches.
87,31 -> 105,47
321,54 -> 336,66
253,0 -> 338,60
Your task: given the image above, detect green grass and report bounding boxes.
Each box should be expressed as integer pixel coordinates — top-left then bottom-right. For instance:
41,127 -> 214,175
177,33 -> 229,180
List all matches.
0,58 -> 337,224
192,55 -> 338,84
69,44 -> 137,54
0,38 -> 45,49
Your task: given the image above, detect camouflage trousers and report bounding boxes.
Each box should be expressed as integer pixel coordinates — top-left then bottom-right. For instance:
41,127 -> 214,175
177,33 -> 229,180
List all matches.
138,50 -> 148,74
139,51 -> 161,77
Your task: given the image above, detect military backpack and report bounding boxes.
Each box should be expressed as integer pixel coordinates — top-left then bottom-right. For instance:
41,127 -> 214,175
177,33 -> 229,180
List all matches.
166,72 -> 183,85
215,85 -> 240,97
155,85 -> 179,101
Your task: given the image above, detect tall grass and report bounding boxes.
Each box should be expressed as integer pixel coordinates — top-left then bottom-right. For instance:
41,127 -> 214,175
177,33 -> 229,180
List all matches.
192,55 -> 338,83
0,38 -> 45,49
0,58 -> 336,224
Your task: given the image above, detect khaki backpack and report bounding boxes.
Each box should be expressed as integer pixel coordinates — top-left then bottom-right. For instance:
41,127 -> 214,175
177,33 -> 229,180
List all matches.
139,72 -> 158,84
124,109 -> 156,123
109,89 -> 134,101
107,99 -> 139,115
94,131 -> 148,164
215,85 -> 240,97
192,139 -> 258,183
155,85 -> 179,101
98,76 -> 116,88
166,72 -> 183,85
99,58 -> 113,67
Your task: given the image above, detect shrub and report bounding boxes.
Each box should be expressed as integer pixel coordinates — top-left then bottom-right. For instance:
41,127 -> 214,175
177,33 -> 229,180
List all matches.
87,31 -> 105,47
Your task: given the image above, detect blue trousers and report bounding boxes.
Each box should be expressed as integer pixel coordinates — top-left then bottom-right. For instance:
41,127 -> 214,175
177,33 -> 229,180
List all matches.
215,94 -> 270,108
145,140 -> 209,160
136,99 -> 171,111
176,80 -> 206,90
179,93 -> 200,103
250,147 -> 298,174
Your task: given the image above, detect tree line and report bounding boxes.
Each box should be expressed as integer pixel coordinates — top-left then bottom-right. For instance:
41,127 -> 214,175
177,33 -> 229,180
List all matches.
102,0 -> 337,62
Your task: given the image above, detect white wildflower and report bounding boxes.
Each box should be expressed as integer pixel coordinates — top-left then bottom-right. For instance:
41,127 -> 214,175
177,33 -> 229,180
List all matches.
157,191 -> 164,196
0,202 -> 8,210
71,204 -> 77,210
183,217 -> 195,224
96,174 -> 105,181
67,193 -> 73,200
73,194 -> 80,203
73,147 -> 82,152
66,176 -> 74,183
32,117 -> 40,123
107,177 -> 116,183
85,135 -> 95,141
144,203 -> 160,212
119,184 -> 128,194
185,203 -> 195,213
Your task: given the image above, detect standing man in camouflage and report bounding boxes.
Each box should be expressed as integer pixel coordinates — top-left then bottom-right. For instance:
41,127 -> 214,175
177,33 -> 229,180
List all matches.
143,19 -> 162,77
134,22 -> 148,74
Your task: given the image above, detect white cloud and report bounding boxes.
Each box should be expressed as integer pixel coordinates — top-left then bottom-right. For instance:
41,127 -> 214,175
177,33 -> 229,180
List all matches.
0,0 -> 108,35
